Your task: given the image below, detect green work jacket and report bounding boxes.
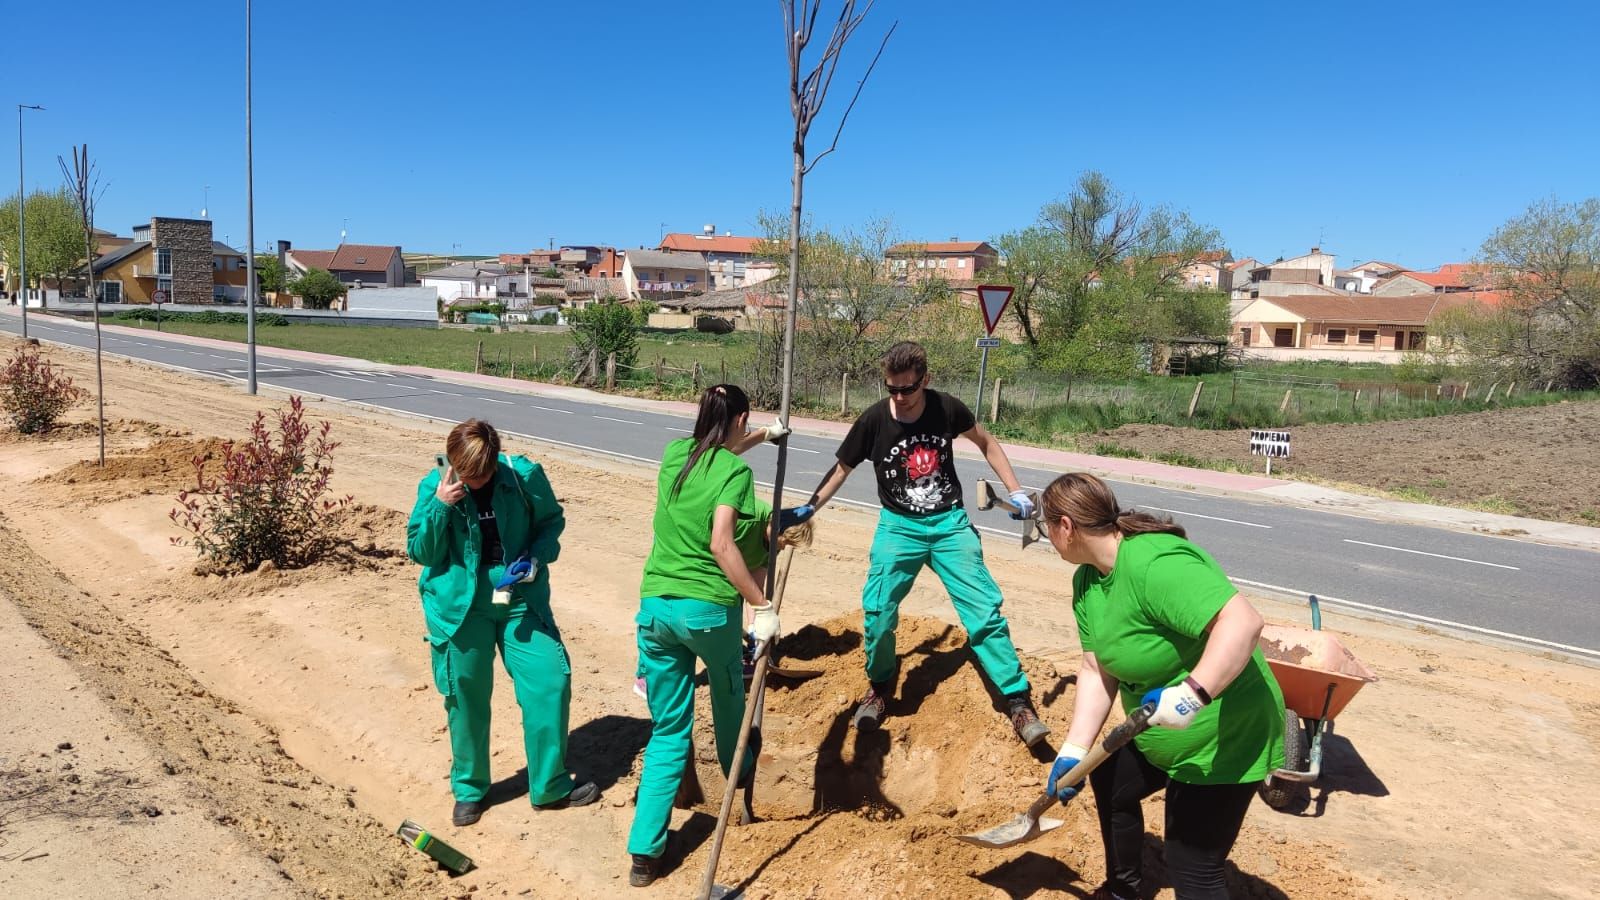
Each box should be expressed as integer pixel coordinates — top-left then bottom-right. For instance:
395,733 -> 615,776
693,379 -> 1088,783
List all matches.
406,454 -> 565,643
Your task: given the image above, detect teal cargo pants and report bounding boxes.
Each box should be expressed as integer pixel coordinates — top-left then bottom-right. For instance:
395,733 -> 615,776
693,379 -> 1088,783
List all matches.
627,596 -> 755,859
862,506 -> 1030,697
430,596 -> 577,806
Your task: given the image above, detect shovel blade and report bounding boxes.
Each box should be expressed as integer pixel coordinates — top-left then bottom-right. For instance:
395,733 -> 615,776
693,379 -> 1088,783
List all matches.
955,813 -> 1064,849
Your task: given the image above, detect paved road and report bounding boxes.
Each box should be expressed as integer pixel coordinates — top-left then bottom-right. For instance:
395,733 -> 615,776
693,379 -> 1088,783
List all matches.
9,313 -> 1598,661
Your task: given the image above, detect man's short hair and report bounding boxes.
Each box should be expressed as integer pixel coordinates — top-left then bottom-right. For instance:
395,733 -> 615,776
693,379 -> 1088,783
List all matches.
446,419 -> 501,480
880,341 -> 928,379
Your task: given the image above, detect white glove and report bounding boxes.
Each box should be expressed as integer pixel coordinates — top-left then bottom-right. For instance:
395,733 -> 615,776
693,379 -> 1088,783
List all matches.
1008,489 -> 1036,520
762,419 -> 790,443
1142,680 -> 1208,730
749,602 -> 780,643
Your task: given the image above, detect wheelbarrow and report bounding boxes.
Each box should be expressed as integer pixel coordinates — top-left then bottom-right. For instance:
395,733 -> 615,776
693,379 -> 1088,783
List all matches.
1257,595 -> 1377,809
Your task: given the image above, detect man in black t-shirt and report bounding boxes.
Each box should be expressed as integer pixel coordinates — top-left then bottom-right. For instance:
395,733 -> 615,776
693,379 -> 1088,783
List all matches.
807,341 -> 1048,746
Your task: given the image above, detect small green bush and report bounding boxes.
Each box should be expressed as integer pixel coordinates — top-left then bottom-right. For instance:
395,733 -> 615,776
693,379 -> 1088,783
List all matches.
170,396 -> 350,573
1,344 -> 87,434
570,300 -> 640,370
112,308 -> 287,327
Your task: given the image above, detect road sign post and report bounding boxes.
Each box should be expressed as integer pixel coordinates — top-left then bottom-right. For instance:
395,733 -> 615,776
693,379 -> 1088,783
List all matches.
1249,428 -> 1291,475
153,289 -> 167,332
973,285 -> 1013,422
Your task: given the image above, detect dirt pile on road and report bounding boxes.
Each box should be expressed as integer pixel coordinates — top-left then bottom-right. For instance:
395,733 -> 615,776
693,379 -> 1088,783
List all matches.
682,615 -> 1366,899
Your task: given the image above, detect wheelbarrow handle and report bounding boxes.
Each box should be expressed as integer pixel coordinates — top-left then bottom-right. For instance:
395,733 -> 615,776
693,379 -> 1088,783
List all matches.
1032,702 -> 1157,821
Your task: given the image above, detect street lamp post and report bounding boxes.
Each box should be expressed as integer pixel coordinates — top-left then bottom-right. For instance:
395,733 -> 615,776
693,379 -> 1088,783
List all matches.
16,104 -> 44,339
244,0 -> 257,394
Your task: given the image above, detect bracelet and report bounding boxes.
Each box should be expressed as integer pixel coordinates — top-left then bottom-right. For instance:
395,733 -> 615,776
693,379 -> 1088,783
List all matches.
1183,675 -> 1213,705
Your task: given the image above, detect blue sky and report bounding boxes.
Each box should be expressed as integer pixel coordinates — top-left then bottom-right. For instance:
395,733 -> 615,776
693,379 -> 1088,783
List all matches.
9,1 -> 1597,269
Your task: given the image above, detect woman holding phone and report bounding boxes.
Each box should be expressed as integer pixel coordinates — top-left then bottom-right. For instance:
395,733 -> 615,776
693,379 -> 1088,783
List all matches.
406,418 -> 598,827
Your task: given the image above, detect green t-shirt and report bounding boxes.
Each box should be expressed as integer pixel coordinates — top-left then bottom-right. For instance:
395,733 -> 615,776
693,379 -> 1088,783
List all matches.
639,439 -> 769,606
1072,532 -> 1285,785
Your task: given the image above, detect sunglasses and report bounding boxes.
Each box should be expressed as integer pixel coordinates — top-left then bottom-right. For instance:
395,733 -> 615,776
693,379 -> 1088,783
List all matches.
883,381 -> 922,396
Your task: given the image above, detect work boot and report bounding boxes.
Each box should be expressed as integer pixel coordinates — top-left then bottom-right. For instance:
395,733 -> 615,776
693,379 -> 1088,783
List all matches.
535,780 -> 600,810
852,684 -> 890,731
451,800 -> 484,827
629,853 -> 660,887
1007,694 -> 1050,747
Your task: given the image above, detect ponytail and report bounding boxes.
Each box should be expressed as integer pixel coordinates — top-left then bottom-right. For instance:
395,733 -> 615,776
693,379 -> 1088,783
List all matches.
672,384 -> 751,497
1040,472 -> 1186,540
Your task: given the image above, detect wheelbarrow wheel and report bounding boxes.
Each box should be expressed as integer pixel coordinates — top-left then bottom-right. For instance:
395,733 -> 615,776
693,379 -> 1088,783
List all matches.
1260,713 -> 1309,810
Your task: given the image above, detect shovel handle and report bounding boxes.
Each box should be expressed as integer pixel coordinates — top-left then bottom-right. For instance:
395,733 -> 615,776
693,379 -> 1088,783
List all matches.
1030,702 -> 1157,821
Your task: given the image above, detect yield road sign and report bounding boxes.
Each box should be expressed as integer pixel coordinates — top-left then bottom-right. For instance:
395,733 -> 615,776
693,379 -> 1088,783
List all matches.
975,337 -> 1002,348
976,284 -> 1013,335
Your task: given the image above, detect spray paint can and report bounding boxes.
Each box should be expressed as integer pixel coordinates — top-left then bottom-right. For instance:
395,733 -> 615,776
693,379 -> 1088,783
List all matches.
396,819 -> 475,875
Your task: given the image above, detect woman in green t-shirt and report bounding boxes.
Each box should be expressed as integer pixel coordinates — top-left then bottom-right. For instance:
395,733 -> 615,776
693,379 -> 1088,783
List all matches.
1039,473 -> 1284,900
626,384 -> 810,887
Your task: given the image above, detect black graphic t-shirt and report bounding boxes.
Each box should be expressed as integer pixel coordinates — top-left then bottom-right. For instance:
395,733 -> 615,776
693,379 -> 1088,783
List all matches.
836,389 -> 977,516
468,483 -> 503,568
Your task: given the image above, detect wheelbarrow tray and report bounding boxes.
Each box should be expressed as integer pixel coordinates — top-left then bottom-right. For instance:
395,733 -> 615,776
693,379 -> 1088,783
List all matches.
1259,624 -> 1377,721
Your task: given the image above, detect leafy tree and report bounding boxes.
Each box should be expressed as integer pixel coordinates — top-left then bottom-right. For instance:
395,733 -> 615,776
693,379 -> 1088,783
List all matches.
254,253 -> 289,293
1434,197 -> 1600,388
983,171 -> 1225,375
569,299 -> 640,370
0,188 -> 88,300
751,214 -> 942,406
291,267 -> 347,310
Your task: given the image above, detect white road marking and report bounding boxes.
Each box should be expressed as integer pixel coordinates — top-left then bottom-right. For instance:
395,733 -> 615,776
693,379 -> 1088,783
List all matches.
757,443 -> 820,454
531,405 -> 574,415
1342,539 -> 1519,571
324,372 -> 376,383
1231,578 -> 1595,660
665,427 -> 691,433
1141,506 -> 1272,529
479,397 -> 512,404
427,389 -> 456,395
208,353 -> 231,359
592,415 -> 643,425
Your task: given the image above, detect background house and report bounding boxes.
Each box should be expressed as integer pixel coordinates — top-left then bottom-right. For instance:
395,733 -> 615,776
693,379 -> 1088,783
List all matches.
885,239 -> 999,284
420,262 -> 524,304
622,249 -> 709,300
1233,291 -> 1495,356
659,227 -> 769,290
1242,247 -> 1339,298
287,243 -> 405,287
1372,264 -> 1484,296
91,217 -> 243,304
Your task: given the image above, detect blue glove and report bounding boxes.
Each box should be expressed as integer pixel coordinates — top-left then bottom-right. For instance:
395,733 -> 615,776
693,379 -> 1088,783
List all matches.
1047,743 -> 1089,805
494,556 -> 538,590
1141,680 -> 1207,730
778,504 -> 815,531
1008,489 -> 1035,521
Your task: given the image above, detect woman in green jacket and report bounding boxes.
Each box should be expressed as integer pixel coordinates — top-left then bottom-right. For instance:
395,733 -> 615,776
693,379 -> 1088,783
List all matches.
1039,473 -> 1284,900
406,419 -> 598,828
626,385 -> 805,887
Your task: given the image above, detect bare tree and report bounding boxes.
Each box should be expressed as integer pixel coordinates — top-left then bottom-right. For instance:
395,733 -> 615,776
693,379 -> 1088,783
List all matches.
59,145 -> 106,465
698,4 -> 894,897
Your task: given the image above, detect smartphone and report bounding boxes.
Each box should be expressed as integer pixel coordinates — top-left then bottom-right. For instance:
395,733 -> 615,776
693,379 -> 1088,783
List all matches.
434,453 -> 448,474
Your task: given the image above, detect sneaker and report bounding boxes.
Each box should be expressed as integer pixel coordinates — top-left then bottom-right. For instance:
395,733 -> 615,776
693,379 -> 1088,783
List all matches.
633,676 -> 648,702
1007,696 -> 1051,747
451,799 -> 484,827
852,686 -> 888,731
629,853 -> 660,887
535,780 -> 600,810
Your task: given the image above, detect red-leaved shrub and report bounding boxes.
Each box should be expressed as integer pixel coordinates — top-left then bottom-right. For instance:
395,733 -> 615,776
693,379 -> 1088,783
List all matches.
1,344 -> 87,434
171,396 -> 350,572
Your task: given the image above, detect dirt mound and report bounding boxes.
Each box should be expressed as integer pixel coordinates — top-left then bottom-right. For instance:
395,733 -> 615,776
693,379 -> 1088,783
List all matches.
677,615 -> 1367,898
42,436 -> 226,499
1096,399 -> 1600,524
0,417 -> 182,445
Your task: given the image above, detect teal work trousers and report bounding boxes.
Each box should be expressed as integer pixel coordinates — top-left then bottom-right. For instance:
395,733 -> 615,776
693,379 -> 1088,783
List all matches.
627,596 -> 754,859
429,598 -> 577,806
861,506 -> 1030,697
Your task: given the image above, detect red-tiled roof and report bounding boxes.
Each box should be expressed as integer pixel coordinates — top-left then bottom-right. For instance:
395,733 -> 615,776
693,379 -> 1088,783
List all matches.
1228,257 -> 1258,271
290,249 -> 336,269
1247,292 -> 1497,325
886,241 -> 994,255
659,233 -> 763,255
293,245 -> 399,273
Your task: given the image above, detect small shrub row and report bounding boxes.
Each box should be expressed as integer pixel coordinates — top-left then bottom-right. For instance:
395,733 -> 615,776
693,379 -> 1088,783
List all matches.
113,308 -> 288,326
1,344 -> 87,433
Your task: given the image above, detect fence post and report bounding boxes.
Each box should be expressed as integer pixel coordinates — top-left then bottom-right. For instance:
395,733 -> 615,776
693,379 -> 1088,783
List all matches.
1351,389 -> 1360,411
1506,381 -> 1516,398
656,356 -> 665,391
587,349 -> 598,385
1230,373 -> 1238,409
990,377 -> 1002,424
1279,388 -> 1292,413
1460,381 -> 1470,402
1544,380 -> 1554,392
606,352 -> 617,390
1030,387 -> 1038,408
1485,381 -> 1499,402
693,362 -> 703,393
840,373 -> 850,415
1186,381 -> 1204,418
720,358 -> 727,383
1065,374 -> 1074,405
532,343 -> 539,364
474,340 -> 484,375
510,356 -> 517,380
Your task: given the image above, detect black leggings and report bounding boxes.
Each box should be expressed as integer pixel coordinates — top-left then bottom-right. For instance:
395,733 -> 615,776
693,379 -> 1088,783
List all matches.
1087,743 -> 1259,899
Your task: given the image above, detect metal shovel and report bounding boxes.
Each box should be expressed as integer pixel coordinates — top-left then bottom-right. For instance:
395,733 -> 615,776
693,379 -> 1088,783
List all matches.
957,702 -> 1156,849
975,479 -> 1045,549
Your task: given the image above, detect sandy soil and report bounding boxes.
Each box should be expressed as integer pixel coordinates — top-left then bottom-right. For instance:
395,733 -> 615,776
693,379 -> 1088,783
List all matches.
3,334 -> 1599,898
1096,401 -> 1600,524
